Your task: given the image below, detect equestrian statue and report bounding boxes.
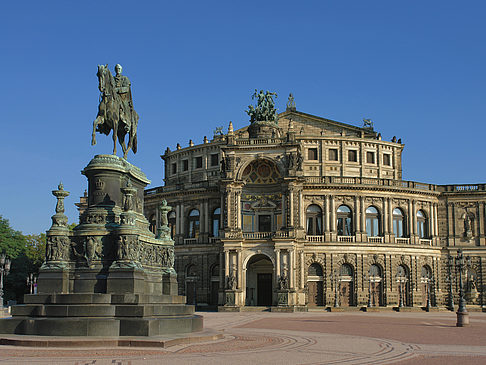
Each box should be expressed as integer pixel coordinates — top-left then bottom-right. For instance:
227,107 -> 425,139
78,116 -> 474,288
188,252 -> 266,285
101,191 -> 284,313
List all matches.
91,64 -> 139,159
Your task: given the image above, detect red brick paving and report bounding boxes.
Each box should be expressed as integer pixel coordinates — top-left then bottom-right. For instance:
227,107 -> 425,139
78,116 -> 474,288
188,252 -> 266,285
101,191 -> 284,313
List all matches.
237,312 -> 486,346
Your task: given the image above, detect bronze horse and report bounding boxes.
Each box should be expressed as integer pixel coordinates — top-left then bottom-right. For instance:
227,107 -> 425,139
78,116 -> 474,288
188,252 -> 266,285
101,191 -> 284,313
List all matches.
91,64 -> 138,159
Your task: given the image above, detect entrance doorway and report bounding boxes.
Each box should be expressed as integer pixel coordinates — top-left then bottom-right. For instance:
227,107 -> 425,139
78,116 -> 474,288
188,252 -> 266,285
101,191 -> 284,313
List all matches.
339,264 -> 354,306
308,281 -> 324,306
307,263 -> 324,306
246,254 -> 274,306
369,264 -> 383,307
257,274 -> 272,305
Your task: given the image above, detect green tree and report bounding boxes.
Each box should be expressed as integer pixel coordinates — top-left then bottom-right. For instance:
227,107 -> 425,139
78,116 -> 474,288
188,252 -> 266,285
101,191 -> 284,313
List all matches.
25,233 -> 46,273
0,215 -> 28,304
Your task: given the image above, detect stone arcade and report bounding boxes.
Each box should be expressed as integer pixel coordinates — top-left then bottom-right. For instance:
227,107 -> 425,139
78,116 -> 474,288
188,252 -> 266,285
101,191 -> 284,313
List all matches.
144,92 -> 486,311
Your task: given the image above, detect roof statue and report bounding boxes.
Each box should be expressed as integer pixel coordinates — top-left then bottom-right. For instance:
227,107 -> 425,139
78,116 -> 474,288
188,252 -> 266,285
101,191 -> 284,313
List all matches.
246,89 -> 278,124
91,64 -> 139,159
286,93 -> 296,111
362,118 -> 374,130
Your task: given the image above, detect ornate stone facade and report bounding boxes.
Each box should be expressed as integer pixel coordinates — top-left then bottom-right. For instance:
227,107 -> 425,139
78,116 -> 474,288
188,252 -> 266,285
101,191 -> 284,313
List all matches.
144,109 -> 486,310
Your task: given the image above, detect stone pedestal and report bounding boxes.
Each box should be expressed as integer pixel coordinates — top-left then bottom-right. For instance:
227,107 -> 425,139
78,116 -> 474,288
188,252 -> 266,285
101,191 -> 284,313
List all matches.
0,155 -> 202,337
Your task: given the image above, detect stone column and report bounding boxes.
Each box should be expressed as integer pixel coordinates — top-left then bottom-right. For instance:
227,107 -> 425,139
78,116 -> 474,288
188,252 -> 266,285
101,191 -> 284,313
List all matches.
360,196 -> 365,235
299,189 -> 304,228
289,187 -> 294,227
300,250 -> 305,289
175,204 -> 181,235
331,195 -> 336,232
479,202 -> 485,246
281,194 -> 286,229
446,202 -> 455,246
236,189 -> 242,230
408,200 -> 413,241
412,200 -> 417,238
204,200 -> 209,234
219,251 -> 224,286
434,203 -> 439,242
289,250 -> 295,289
237,250 -> 242,289
383,198 -> 388,235
180,202 -> 185,238
220,189 -> 226,230
276,249 -> 281,277
224,250 -> 230,278
429,201 -> 434,239
354,196 -> 360,233
325,195 -> 330,233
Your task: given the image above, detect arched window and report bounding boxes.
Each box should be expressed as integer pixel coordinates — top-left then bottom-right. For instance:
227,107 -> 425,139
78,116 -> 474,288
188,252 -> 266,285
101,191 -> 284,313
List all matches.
417,210 -> 427,238
337,205 -> 353,236
365,206 -> 380,237
308,263 -> 323,277
340,263 -> 353,277
393,208 -> 405,238
187,209 -> 200,238
396,265 -> 408,278
421,265 -> 432,280
212,208 -> 221,237
149,214 -> 156,234
306,205 -> 323,235
370,264 -> 382,278
168,211 -> 176,239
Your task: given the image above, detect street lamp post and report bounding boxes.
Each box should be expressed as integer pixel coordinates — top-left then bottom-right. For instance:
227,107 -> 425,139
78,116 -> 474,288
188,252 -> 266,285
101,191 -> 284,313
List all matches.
26,273 -> 37,294
0,254 -> 11,307
395,273 -> 405,308
331,270 -> 340,308
447,255 -> 455,311
363,271 -> 372,308
425,277 -> 431,312
455,249 -> 471,327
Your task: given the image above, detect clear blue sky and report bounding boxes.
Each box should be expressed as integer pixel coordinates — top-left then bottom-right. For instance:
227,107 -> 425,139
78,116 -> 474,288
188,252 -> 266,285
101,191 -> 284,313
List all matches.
1,1 -> 485,235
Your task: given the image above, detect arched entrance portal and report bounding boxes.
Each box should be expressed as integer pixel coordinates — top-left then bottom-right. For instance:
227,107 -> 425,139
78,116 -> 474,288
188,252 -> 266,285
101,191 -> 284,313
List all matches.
246,254 -> 274,306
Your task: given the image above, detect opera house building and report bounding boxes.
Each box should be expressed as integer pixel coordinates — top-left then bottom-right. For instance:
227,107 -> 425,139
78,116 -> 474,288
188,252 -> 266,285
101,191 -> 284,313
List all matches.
144,97 -> 485,311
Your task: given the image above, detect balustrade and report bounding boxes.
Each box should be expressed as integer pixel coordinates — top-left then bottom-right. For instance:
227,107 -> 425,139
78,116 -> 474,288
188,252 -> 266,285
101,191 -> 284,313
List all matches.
306,235 -> 325,243
367,236 -> 384,244
337,235 -> 355,243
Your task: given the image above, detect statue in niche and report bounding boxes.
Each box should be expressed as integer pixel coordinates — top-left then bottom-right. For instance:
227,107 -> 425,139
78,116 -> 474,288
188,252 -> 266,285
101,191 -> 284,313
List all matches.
116,235 -> 129,261
463,210 -> 473,239
278,273 -> 289,290
227,274 -> 237,290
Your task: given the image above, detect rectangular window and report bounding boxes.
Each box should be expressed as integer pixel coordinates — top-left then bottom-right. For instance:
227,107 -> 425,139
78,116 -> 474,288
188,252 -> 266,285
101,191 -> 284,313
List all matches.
308,148 -> 318,160
258,215 -> 272,232
171,163 -> 177,174
182,159 -> 189,171
329,148 -> 338,161
366,151 -> 375,164
348,150 -> 358,162
195,156 -> 203,169
383,154 -> 391,166
210,154 -> 219,166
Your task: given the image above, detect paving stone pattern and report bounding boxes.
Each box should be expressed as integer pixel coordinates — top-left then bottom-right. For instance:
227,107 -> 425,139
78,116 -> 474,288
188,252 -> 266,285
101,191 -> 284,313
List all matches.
0,311 -> 486,364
